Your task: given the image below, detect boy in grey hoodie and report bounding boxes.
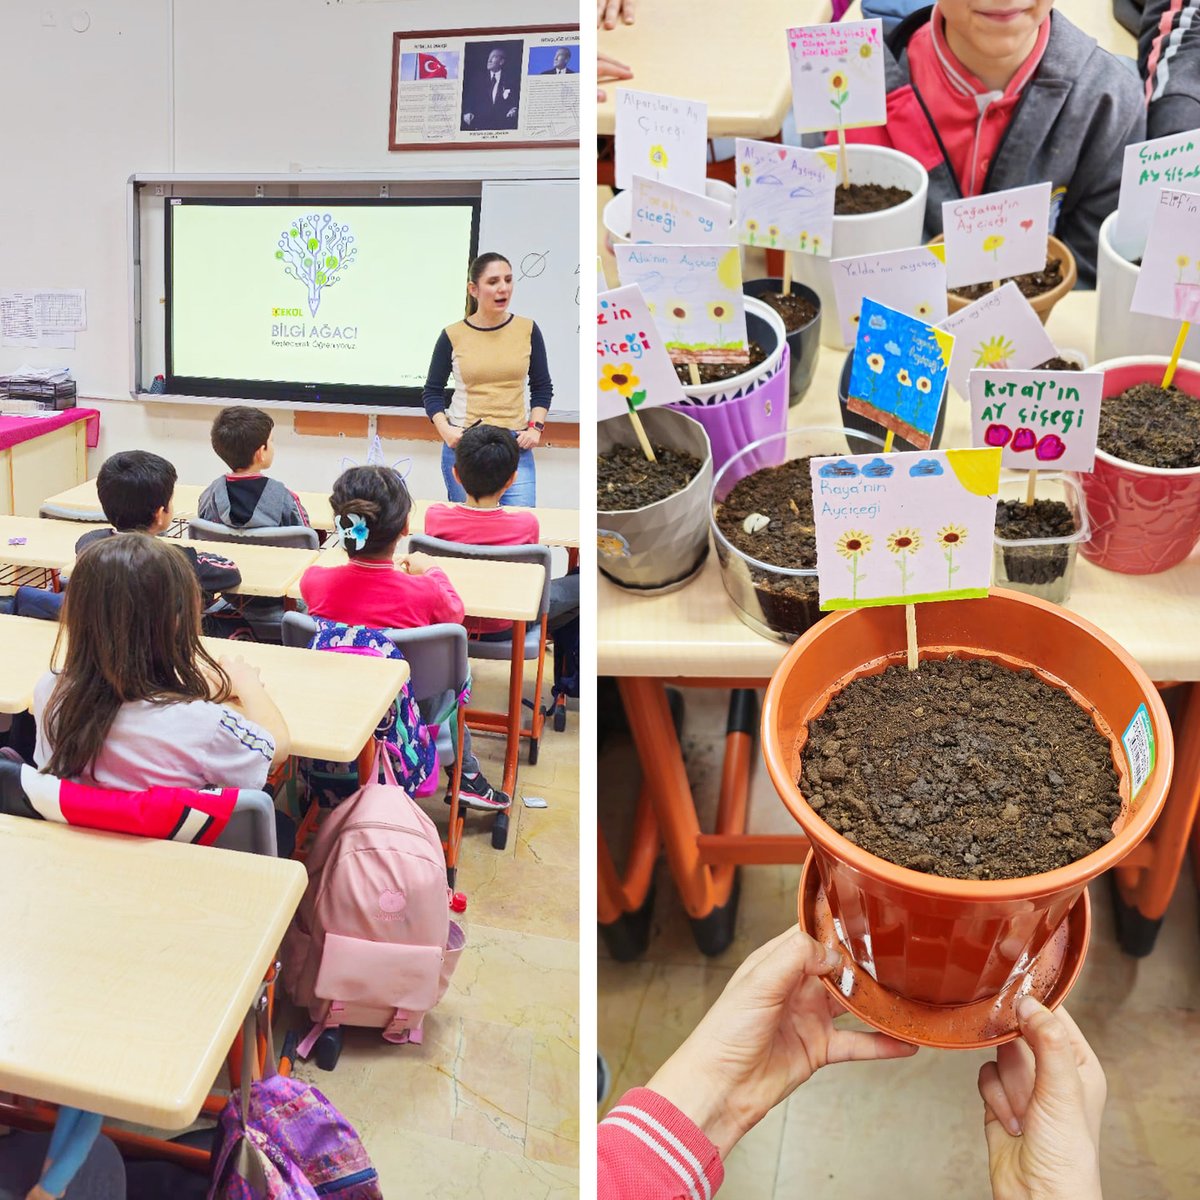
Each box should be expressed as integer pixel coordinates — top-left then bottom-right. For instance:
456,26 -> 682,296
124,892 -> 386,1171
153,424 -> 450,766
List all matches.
198,407 -> 310,529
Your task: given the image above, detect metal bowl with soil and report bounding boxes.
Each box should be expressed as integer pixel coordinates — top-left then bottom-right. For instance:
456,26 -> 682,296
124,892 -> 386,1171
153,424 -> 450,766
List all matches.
709,426 -> 884,642
993,473 -> 1090,604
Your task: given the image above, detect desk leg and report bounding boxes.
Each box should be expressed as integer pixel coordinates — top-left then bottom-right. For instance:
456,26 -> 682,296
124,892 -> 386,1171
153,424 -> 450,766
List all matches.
502,621 -> 526,798
1111,681 -> 1200,955
598,787 -> 659,962
617,677 -> 741,955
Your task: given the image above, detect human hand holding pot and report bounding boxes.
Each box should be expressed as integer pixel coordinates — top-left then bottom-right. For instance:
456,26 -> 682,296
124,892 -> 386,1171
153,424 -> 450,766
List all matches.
978,999 -> 1106,1200
646,927 -> 919,1159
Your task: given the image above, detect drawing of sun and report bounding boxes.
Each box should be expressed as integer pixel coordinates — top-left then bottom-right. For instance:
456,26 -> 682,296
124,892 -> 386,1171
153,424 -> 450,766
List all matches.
859,42 -> 873,58
975,335 -> 1015,367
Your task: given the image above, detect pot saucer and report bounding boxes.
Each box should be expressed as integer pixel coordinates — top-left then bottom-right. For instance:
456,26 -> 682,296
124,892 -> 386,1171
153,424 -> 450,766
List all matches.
797,857 -> 1091,1050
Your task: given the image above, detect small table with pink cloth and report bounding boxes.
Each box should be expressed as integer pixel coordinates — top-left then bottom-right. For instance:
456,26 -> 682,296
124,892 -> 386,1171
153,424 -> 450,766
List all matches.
0,408 -> 99,517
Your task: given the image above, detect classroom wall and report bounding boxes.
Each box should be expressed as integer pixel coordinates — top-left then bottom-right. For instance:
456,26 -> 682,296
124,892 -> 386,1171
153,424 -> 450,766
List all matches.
0,0 -> 579,507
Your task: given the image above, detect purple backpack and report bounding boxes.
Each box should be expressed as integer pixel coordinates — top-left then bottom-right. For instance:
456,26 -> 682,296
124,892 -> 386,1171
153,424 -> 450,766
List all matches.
208,1015 -> 382,1200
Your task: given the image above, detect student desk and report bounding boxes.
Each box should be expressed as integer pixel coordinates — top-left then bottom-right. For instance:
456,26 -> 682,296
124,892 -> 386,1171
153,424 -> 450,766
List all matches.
185,540 -> 318,598
0,615 -> 409,765
0,515 -> 107,586
599,289 -> 1200,956
0,814 -> 305,1128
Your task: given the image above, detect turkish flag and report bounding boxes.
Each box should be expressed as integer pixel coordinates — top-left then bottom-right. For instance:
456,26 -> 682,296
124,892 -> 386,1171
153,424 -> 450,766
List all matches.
418,53 -> 447,79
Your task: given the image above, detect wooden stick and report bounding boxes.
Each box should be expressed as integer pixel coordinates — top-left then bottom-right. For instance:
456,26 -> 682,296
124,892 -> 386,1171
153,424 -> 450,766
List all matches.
837,124 -> 850,187
905,603 -> 918,671
782,251 -> 793,296
1162,320 -> 1191,388
991,279 -> 1001,291
628,409 -> 657,462
1025,468 -> 1038,507
883,429 -> 895,453
688,362 -> 702,387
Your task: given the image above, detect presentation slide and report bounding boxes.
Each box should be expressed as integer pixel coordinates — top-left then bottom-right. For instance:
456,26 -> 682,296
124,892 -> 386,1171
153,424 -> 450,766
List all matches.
167,200 -> 477,395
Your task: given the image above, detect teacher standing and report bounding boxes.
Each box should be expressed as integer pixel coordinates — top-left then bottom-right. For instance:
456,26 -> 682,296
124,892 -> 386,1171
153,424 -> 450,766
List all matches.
423,252 -> 552,507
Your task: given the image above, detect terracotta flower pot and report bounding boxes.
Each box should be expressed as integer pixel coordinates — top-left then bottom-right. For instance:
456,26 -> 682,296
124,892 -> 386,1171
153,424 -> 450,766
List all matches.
933,234 -> 1077,325
1078,356 -> 1200,574
762,590 -> 1173,1014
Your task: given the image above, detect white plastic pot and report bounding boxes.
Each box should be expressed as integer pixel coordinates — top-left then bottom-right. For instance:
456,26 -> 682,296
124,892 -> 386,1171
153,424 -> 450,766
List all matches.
670,296 -> 787,406
602,180 -> 738,250
792,144 -> 929,350
1095,211 -> 1200,362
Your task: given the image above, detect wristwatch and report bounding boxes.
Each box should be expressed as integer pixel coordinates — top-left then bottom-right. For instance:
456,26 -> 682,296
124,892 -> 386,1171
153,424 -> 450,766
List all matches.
528,420 -> 545,431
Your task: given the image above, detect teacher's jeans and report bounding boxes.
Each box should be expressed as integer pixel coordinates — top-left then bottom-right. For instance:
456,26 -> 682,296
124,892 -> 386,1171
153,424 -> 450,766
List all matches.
441,434 -> 536,507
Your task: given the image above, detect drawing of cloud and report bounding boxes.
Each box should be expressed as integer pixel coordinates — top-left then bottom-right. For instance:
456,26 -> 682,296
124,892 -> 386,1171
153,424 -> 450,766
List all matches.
860,458 -> 895,478
867,313 -> 887,330
908,458 -> 944,477
789,186 -> 814,198
819,459 -> 860,478
884,340 -> 901,355
756,174 -> 783,185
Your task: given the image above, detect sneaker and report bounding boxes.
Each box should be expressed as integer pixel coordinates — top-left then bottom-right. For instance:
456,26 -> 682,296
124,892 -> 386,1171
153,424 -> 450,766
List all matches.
447,771 -> 511,811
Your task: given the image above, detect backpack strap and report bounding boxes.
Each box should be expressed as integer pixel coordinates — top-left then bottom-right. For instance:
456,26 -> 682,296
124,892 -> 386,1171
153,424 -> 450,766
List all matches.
296,1000 -> 346,1060
383,1008 -> 424,1045
422,675 -> 473,766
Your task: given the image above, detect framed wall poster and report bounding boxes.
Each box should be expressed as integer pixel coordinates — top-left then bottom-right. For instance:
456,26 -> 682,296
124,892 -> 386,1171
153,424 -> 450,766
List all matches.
390,25 -> 580,151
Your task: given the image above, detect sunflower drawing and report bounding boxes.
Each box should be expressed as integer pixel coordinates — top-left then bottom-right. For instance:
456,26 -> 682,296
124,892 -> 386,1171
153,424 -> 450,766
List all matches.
975,334 -> 1016,369
836,530 -> 872,601
708,300 -> 732,347
915,302 -> 932,318
1179,254 -> 1191,283
982,234 -> 1005,262
745,218 -> 760,246
887,528 -> 921,593
649,144 -> 669,172
916,376 -> 932,393
599,362 -> 647,409
937,524 -> 967,588
799,231 -> 809,251
867,352 -> 885,373
829,70 -> 850,118
768,224 -> 780,247
741,161 -> 753,187
897,368 -> 912,386
812,235 -> 822,254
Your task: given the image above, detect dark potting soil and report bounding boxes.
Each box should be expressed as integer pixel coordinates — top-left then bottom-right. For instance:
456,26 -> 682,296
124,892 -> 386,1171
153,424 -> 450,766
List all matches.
1098,383 -> 1200,469
995,498 -> 1078,584
834,183 -> 912,216
597,444 -> 703,511
801,657 -> 1122,880
713,456 -> 821,632
952,255 -> 1064,302
675,340 -> 766,386
757,291 -> 819,334
1035,356 -> 1082,372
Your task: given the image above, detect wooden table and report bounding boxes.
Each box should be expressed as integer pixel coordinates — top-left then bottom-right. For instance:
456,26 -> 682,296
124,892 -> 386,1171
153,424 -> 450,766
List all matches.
598,289 -> 1200,957
0,516 -> 107,585
185,539 -> 318,599
0,814 -> 305,1128
0,615 -> 408,765
0,411 -> 96,518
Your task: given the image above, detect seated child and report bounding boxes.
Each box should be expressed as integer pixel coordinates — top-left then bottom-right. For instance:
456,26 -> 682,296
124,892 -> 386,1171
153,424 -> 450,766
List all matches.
34,533 -> 290,794
299,465 -> 509,811
844,1 -> 1146,286
78,450 -> 242,602
425,424 -> 579,638
198,406 -> 310,529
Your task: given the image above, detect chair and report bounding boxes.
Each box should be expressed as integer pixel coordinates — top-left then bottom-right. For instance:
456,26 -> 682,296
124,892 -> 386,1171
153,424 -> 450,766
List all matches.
39,502 -> 106,523
187,516 -> 320,551
281,611 -> 471,883
407,534 -> 553,784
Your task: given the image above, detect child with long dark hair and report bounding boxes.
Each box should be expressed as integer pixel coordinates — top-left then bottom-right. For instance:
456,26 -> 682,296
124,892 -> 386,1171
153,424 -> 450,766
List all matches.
34,533 -> 289,790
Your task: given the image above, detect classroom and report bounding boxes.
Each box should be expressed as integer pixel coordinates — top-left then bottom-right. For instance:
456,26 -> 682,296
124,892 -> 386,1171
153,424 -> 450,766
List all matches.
0,2 -> 579,1197
598,2 -> 1200,1199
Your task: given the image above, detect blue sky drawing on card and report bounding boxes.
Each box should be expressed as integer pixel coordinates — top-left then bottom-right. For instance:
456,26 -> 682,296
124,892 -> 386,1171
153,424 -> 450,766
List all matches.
734,139 -> 836,255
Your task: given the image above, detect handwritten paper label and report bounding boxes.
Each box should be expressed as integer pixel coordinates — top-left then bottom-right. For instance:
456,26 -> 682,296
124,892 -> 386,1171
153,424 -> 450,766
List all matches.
1130,187 -> 1200,322
630,176 -> 732,244
811,447 -> 1001,609
968,368 -> 1102,471
846,299 -> 953,450
734,138 -> 837,255
936,282 -> 1057,399
597,284 -> 684,419
830,245 -> 948,344
614,243 -> 748,364
787,19 -> 886,134
614,88 -> 708,193
1114,128 -> 1200,260
941,183 -> 1051,288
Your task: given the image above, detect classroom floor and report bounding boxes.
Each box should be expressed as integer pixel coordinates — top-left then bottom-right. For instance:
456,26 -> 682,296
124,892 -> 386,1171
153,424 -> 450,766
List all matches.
598,688 -> 1200,1200
281,657 -> 579,1199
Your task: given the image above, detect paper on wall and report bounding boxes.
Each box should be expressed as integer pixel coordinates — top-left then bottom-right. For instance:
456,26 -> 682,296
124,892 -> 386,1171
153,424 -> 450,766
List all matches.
941,183 -> 1051,289
0,290 -> 83,348
614,88 -> 708,193
830,245 -> 947,344
629,176 -> 732,244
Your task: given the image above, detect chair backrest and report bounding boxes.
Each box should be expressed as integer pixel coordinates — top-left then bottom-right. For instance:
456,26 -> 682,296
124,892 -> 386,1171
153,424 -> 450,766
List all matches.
40,502 -> 106,523
281,611 -> 468,699
406,533 -> 552,618
213,790 -> 278,856
188,516 -> 320,551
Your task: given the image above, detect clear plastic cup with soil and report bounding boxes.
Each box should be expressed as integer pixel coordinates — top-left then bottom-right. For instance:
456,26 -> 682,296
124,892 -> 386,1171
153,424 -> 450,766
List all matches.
933,233 -> 1077,324
597,408 -> 713,594
709,427 -> 884,642
993,473 -> 1090,603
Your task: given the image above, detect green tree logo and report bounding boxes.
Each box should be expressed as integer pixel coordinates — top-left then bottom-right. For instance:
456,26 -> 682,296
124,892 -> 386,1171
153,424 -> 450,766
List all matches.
276,213 -> 357,316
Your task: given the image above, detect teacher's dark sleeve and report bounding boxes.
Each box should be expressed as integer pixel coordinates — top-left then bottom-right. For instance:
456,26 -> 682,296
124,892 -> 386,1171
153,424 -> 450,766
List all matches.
529,322 -> 553,413
422,329 -> 454,419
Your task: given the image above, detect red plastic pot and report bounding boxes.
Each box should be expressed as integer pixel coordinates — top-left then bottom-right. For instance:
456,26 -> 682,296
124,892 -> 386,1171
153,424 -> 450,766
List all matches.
1078,356 -> 1200,574
762,590 -> 1173,1008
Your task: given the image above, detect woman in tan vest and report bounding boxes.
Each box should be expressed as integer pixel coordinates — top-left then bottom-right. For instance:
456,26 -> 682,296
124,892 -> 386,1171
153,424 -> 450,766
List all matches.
422,252 -> 553,506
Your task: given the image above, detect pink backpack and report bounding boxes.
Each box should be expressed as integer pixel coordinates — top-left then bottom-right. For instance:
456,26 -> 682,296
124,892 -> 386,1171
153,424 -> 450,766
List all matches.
283,745 -> 466,1057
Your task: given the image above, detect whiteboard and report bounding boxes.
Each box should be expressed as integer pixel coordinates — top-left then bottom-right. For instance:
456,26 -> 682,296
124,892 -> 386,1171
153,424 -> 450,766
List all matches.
479,180 -> 580,420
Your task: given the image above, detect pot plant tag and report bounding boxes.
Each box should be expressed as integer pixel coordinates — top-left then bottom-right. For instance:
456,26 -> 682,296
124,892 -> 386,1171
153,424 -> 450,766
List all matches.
629,175 -> 733,244
937,281 -> 1057,399
598,283 -> 685,460
941,182 -> 1051,289
1129,186 -> 1200,386
614,242 -> 749,390
786,19 -> 885,185
830,244 -> 947,344
614,88 -> 708,193
846,298 -> 953,451
1114,126 -> 1200,260
810,447 -> 1002,665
